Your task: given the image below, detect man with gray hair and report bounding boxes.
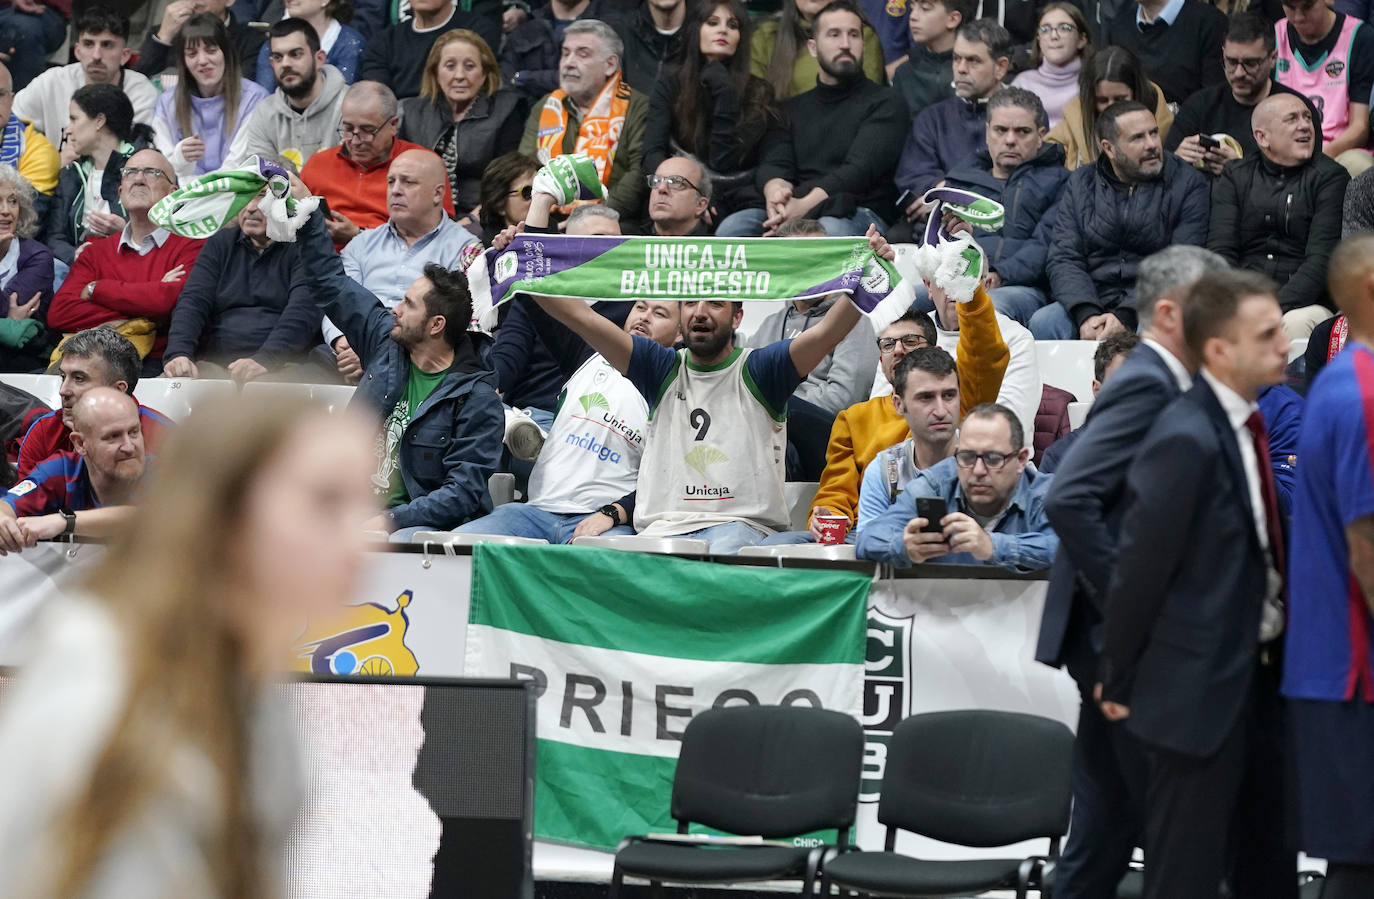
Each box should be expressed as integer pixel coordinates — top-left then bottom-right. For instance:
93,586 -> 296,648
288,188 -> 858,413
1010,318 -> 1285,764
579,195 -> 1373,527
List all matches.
943,86 -> 1069,326
1036,244 -> 1229,899
17,327 -> 172,479
301,81 -> 456,247
518,19 -> 649,218
645,153 -> 712,236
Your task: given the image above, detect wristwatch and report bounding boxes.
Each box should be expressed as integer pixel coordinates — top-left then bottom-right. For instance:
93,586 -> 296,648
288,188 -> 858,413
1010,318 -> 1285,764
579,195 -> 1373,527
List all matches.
598,504 -> 622,526
59,507 -> 76,536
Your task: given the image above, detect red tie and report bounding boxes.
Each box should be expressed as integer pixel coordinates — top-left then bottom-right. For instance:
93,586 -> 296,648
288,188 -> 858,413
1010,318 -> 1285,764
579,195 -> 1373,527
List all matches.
1245,411 -> 1286,594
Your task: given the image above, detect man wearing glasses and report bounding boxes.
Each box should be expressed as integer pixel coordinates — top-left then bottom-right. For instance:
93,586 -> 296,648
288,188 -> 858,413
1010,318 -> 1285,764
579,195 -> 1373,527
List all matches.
47,149 -> 202,372
643,154 -> 711,237
1168,13 -> 1322,177
857,401 -> 1056,570
301,81 -> 456,247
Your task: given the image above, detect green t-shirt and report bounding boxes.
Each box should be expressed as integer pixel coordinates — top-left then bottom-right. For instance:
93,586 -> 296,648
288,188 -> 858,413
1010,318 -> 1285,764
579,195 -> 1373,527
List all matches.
374,362 -> 450,507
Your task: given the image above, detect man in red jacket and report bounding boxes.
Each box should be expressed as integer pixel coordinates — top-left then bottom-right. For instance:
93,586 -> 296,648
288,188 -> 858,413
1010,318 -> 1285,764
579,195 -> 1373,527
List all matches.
46,148 -> 202,367
301,80 -> 455,247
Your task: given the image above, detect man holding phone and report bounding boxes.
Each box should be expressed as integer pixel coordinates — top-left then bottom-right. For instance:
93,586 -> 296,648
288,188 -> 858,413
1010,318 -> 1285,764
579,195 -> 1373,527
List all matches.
856,401 -> 1056,571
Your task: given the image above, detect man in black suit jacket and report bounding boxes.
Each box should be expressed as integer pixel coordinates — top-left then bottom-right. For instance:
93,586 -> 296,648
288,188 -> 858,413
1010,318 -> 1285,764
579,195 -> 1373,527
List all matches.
1037,245 -> 1226,899
1097,269 -> 1295,899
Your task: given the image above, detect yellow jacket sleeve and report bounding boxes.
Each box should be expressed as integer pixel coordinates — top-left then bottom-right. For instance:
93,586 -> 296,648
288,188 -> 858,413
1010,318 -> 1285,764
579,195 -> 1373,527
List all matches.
956,284 -> 1010,417
18,122 -> 58,195
810,403 -> 862,524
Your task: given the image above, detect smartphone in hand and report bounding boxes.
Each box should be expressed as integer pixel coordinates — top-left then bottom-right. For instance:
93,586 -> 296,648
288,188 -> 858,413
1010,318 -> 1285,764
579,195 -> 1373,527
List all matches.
915,497 -> 947,534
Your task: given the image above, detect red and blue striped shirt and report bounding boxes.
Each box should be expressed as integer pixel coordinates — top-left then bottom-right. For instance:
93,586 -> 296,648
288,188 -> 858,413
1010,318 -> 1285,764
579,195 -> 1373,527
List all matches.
2,451 -> 99,516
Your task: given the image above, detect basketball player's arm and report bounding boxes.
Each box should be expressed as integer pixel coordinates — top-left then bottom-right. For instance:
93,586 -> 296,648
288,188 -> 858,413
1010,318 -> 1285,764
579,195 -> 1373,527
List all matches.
530,295 -> 634,373
1346,516 -> 1374,617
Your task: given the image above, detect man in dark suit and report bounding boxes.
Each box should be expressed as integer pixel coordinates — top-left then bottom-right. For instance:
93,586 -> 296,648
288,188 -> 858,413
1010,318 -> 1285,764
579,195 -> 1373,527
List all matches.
1097,269 -> 1295,899
1037,244 -> 1228,899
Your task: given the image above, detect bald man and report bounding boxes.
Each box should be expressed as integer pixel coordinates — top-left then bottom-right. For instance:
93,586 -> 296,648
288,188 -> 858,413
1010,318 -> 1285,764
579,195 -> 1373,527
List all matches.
0,387 -> 148,554
46,148 -> 204,366
1207,92 -> 1352,341
322,147 -> 480,382
1284,234 -> 1374,899
301,81 -> 455,247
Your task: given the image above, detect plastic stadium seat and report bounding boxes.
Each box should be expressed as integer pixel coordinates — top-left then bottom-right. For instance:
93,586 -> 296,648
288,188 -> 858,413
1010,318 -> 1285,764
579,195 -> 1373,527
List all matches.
242,381 -> 356,414
1068,401 -> 1091,431
737,544 -> 857,562
488,472 -> 515,507
0,373 -> 60,410
571,534 -> 710,555
1288,338 -> 1308,362
134,378 -> 235,422
784,481 -> 819,531
1034,340 -> 1097,403
408,532 -> 548,547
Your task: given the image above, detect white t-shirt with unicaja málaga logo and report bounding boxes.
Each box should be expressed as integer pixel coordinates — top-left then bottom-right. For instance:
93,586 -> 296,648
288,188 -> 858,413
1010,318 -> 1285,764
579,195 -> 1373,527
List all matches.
527,354 -> 648,513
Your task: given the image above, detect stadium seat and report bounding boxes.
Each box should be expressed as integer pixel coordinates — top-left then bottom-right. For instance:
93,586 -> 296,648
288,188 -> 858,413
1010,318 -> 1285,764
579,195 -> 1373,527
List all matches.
819,709 -> 1073,898
242,381 -> 356,414
0,373 -> 60,410
1068,401 -> 1091,431
737,544 -> 857,562
571,534 -> 709,555
784,481 -> 819,531
134,378 -> 235,422
488,472 -> 515,507
1288,338 -> 1308,362
408,532 -> 548,547
1034,340 -> 1097,403
610,705 -> 864,898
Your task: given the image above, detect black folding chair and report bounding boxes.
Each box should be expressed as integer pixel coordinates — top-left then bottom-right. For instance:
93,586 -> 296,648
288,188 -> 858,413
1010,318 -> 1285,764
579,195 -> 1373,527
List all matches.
820,709 -> 1074,898
610,704 -> 865,897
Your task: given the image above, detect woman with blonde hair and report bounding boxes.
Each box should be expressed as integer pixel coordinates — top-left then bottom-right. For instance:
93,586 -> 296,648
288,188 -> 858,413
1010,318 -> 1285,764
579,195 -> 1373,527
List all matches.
0,393 -> 377,897
1011,2 -> 1092,130
153,13 -> 269,179
1047,45 -> 1173,170
398,29 -> 525,219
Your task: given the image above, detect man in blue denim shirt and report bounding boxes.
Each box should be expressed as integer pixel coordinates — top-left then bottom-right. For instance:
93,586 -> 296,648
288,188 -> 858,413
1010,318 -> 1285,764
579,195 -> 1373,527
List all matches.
857,401 -> 1056,570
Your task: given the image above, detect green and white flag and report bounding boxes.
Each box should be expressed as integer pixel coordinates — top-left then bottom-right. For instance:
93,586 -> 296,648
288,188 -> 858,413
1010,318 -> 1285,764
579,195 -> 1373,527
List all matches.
464,544 -> 870,850
149,156 -> 319,241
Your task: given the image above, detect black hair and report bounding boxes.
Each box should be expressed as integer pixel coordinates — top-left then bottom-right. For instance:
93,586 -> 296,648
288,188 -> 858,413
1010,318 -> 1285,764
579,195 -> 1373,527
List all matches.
421,263 -> 475,350
1095,98 -> 1151,144
269,17 -> 321,54
890,308 -> 938,347
1093,332 -> 1140,382
1226,11 -> 1276,52
74,6 -> 130,42
892,345 -> 956,396
60,326 -> 141,393
70,82 -> 135,142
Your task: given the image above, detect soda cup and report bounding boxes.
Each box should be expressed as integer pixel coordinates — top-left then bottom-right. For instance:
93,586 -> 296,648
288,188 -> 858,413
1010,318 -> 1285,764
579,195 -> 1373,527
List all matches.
814,515 -> 850,545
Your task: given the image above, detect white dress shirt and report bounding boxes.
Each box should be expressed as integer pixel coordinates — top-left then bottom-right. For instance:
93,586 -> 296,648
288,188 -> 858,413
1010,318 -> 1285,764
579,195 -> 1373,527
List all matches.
1142,337 -> 1192,392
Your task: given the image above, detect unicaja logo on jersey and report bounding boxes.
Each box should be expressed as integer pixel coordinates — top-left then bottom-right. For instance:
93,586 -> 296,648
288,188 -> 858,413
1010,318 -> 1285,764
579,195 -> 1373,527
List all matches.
494,251 -> 518,282
685,445 -> 729,479
578,392 -> 611,414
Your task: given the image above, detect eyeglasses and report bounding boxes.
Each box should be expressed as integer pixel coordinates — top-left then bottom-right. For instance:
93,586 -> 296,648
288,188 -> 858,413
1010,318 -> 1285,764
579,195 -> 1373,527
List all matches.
646,173 -> 703,195
120,166 -> 169,182
1222,54 -> 1271,73
1038,22 -> 1078,35
337,120 -> 392,140
954,450 -> 1013,470
507,185 -> 533,200
876,334 -> 928,354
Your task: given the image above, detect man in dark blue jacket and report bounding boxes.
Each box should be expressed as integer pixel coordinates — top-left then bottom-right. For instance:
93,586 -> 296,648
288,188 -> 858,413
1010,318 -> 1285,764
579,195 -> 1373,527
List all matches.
1039,100 -> 1210,341
299,197 -> 504,539
894,18 -> 1010,223
944,86 -> 1068,325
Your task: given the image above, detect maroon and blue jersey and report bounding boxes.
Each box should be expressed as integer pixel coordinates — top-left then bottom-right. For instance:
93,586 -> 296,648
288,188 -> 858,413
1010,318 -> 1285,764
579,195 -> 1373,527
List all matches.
1284,344 -> 1374,703
2,451 -> 100,516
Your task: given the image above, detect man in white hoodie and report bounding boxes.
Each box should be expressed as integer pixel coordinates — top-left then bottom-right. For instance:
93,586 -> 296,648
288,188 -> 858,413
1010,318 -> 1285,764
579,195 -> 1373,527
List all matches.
226,18 -> 347,172
12,6 -> 158,148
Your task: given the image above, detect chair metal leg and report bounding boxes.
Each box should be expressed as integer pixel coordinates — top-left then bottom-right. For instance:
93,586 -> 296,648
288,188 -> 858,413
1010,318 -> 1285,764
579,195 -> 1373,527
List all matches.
650,880 -> 666,899
608,865 -> 623,899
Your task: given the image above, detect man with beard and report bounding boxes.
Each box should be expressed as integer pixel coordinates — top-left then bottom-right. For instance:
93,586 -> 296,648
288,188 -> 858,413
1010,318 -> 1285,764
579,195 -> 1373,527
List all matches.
717,0 -> 907,237
0,388 -> 150,554
530,221 -> 895,552
227,18 -> 349,171
1208,92 -> 1351,341
295,179 -> 503,537
1036,100 -> 1209,340
11,7 -> 158,147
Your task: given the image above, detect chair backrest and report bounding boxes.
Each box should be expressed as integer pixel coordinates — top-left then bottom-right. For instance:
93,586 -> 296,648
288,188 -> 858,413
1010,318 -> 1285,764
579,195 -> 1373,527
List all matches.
0,374 -> 61,410
1034,340 -> 1097,403
135,378 -> 235,422
784,481 -> 819,531
671,705 -> 863,840
879,710 -> 1073,848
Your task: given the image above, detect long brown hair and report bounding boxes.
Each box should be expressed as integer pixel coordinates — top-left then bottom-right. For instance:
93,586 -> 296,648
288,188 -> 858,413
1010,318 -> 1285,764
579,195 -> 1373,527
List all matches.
671,0 -> 774,163
54,394 -> 328,898
420,29 -> 502,103
764,0 -> 813,97
173,13 -> 244,141
1027,1 -> 1092,68
1075,45 -> 1156,162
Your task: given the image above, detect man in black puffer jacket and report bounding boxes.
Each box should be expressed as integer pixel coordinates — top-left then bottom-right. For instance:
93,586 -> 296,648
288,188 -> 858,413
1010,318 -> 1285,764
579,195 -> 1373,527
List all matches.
1207,92 -> 1351,341
1040,99 -> 1209,341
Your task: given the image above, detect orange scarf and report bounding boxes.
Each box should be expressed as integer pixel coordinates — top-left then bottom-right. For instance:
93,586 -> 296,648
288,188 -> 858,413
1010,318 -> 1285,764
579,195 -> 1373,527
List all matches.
535,73 -> 632,187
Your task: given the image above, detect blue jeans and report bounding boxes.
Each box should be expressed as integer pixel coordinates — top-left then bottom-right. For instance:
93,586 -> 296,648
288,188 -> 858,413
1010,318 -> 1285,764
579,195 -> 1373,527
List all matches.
454,503 -> 633,544
678,521 -> 768,553
714,206 -> 887,238
1029,302 -> 1078,340
989,285 -> 1049,326
0,7 -> 64,91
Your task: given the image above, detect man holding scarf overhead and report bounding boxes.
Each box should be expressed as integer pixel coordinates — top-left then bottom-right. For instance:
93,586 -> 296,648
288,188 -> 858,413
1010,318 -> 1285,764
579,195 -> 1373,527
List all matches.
518,20 -> 649,220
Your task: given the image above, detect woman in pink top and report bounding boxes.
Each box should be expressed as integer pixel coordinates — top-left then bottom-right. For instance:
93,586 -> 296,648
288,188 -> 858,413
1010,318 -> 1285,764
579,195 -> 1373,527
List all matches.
1011,2 -> 1093,130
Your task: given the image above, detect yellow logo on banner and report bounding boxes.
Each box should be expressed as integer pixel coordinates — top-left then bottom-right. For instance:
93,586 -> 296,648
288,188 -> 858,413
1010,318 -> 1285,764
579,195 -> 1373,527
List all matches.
291,590 -> 420,677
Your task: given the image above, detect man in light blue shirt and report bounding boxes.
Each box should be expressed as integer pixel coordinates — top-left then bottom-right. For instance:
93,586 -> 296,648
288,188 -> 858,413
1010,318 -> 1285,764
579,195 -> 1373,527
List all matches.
322,149 -> 481,382
857,401 -> 1057,571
